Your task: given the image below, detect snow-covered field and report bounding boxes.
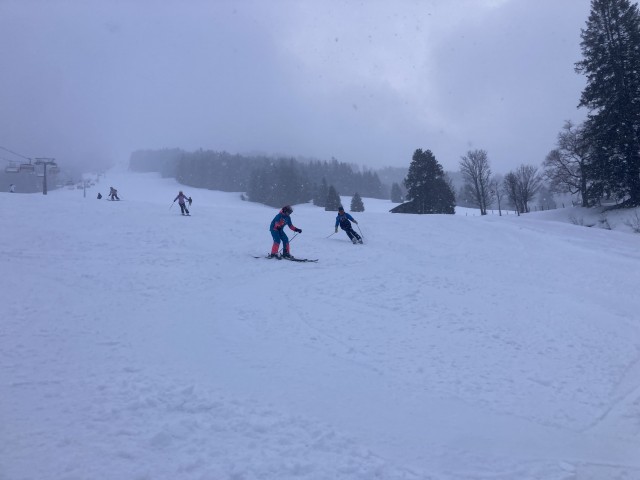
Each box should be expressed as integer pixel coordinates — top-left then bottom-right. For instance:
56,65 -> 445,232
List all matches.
2,169 -> 639,480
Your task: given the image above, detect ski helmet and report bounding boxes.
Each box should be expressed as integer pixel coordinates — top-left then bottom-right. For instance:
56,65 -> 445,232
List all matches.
282,205 -> 293,214
338,206 -> 344,212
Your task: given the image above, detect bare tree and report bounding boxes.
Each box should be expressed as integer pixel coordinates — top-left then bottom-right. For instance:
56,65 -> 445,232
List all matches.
459,149 -> 493,215
503,166 -> 542,215
514,164 -> 543,213
490,174 -> 505,216
503,172 -> 522,215
543,121 -> 591,207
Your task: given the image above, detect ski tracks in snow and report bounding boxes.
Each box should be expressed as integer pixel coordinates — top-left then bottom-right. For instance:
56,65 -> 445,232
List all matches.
1,304 -> 424,480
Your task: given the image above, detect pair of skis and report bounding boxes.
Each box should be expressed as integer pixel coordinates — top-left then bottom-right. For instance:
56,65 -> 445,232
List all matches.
252,255 -> 318,263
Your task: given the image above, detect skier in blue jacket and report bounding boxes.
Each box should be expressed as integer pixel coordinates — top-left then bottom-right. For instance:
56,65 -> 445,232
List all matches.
269,205 -> 302,258
335,206 -> 362,244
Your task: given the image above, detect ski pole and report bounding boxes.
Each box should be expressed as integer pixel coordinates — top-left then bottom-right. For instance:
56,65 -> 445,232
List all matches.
326,231 -> 337,238
279,233 -> 299,254
169,201 -> 175,210
356,223 -> 364,240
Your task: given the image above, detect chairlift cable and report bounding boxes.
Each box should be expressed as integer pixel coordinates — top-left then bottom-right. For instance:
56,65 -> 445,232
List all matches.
0,145 -> 31,161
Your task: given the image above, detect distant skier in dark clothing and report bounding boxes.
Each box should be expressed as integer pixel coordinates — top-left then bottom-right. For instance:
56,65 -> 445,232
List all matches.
173,191 -> 191,215
108,187 -> 120,201
335,206 -> 362,244
269,205 -> 302,258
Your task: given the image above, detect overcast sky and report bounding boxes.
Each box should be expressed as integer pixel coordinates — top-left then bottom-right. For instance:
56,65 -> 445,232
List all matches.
0,0 -> 591,173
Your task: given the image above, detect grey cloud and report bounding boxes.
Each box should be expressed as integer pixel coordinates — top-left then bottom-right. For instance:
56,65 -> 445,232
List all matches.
0,0 -> 591,174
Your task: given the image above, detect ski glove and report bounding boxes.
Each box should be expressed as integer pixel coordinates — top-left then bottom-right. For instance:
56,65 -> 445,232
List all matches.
296,228 -> 302,233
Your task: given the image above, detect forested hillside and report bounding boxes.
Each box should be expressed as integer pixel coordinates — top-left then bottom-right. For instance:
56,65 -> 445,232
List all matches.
129,149 -> 387,207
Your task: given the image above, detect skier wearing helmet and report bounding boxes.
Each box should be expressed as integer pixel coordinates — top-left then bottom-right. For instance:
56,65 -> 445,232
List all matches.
268,205 -> 302,258
335,206 -> 362,244
173,190 -> 191,216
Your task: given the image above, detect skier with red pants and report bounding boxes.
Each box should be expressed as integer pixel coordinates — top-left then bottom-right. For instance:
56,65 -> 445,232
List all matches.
269,205 -> 302,258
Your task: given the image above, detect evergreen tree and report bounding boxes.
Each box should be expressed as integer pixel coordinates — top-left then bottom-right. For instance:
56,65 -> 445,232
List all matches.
437,175 -> 457,214
247,159 -> 312,207
390,182 -> 403,202
576,0 -> 640,206
350,192 -> 365,212
314,177 -> 329,207
325,185 -> 342,211
402,149 -> 455,214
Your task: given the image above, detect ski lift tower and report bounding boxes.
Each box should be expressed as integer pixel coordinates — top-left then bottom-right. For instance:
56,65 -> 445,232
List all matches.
34,158 -> 57,195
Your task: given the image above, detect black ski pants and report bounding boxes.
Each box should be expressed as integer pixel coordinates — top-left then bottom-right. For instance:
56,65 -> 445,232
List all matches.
344,227 -> 361,241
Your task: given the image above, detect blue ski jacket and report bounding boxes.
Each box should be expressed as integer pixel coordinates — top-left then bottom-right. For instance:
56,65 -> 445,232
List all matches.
270,210 -> 298,232
335,212 -> 357,230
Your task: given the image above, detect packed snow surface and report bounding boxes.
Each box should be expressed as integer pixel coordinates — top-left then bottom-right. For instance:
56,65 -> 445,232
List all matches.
2,171 -> 640,480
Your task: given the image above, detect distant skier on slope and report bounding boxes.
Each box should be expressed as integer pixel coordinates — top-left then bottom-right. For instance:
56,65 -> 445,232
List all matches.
269,205 -> 302,258
108,187 -> 120,201
335,206 -> 362,244
173,191 -> 191,216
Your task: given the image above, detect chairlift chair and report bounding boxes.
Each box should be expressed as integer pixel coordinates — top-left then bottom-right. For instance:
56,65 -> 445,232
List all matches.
5,162 -> 19,173
19,162 -> 35,173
